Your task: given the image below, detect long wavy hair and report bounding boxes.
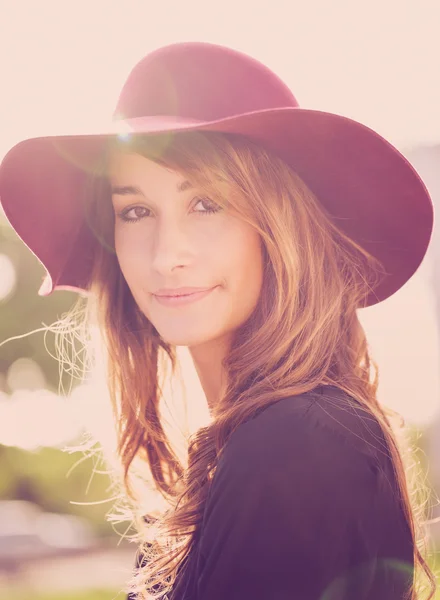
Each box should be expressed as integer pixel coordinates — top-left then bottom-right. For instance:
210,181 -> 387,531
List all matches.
61,131 -> 436,599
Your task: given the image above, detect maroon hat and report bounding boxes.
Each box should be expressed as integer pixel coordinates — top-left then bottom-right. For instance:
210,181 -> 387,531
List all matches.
0,41 -> 434,306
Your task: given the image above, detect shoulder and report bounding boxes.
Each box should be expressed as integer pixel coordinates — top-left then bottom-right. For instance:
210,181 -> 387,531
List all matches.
204,385 -> 393,530
204,385 -> 387,533
195,387 -> 413,600
219,385 -> 388,475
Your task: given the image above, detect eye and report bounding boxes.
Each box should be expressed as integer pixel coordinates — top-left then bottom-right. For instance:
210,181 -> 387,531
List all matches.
117,206 -> 149,223
193,196 -> 222,215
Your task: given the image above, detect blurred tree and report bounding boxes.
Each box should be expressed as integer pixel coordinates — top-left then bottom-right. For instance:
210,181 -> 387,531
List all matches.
0,218 -> 124,542
0,444 -> 118,538
405,144 -> 440,547
0,217 -> 79,393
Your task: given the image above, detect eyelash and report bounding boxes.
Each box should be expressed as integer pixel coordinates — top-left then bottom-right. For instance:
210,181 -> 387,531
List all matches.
116,197 -> 222,224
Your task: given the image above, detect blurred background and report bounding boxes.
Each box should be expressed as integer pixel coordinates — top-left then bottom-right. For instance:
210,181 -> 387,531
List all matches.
1,0 -> 440,598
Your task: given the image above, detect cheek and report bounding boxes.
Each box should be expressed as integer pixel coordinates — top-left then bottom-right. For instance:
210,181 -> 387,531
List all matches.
244,239 -> 264,301
226,228 -> 264,308
114,229 -> 145,288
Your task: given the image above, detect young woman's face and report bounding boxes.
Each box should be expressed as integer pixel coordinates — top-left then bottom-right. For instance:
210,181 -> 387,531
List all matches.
108,151 -> 264,349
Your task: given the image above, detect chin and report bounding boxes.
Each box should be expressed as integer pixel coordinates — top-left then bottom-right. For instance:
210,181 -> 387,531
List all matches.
156,330 -> 213,348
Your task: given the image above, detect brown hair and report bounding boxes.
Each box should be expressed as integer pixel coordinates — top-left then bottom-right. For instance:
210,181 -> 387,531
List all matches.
63,131 -> 436,599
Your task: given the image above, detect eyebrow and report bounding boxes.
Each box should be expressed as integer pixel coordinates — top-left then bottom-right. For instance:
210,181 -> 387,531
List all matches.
111,180 -> 193,196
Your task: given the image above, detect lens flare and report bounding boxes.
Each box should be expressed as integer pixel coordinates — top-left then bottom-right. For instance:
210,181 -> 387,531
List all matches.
320,557 -> 414,599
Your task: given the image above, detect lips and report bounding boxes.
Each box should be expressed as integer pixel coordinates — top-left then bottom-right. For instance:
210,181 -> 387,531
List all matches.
154,287 -> 212,297
160,292 -> 198,298
153,286 -> 217,306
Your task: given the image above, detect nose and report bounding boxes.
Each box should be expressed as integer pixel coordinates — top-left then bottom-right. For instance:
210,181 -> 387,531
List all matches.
150,219 -> 192,274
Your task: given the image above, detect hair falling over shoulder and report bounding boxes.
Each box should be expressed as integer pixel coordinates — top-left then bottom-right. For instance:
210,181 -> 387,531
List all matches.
58,131 -> 437,600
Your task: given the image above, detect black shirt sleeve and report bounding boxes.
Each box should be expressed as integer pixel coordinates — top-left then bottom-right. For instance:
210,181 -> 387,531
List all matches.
193,398 -> 414,600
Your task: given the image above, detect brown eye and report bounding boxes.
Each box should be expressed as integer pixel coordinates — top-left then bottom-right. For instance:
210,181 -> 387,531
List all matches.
193,197 -> 222,215
118,206 -> 150,223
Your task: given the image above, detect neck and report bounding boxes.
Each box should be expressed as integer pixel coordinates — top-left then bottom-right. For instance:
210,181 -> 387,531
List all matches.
189,335 -> 230,413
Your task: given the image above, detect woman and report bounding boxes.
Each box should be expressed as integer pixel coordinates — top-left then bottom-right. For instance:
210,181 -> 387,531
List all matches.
0,42 -> 437,599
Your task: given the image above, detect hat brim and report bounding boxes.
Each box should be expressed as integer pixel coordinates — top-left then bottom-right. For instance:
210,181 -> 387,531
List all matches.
0,107 -> 433,307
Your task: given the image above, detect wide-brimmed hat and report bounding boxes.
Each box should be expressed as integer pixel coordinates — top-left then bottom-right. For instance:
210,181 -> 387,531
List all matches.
0,41 -> 433,306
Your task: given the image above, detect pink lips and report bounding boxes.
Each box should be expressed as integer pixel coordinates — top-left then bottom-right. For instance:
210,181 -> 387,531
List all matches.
153,287 -> 217,306
154,286 -> 210,296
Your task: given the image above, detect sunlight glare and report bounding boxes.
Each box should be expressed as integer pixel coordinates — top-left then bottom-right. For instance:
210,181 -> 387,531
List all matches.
0,253 -> 16,302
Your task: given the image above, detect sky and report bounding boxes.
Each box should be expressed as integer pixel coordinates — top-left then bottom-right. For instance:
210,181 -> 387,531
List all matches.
1,0 -> 440,445
1,0 -> 440,162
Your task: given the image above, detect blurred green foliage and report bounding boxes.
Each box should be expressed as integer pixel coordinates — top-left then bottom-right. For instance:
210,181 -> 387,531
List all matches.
0,218 -> 126,541
0,588 -> 122,600
0,217 -> 79,393
0,444 -> 118,538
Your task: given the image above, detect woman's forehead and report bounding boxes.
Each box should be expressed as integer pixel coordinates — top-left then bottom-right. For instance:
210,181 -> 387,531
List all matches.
106,150 -> 190,191
107,150 -> 162,175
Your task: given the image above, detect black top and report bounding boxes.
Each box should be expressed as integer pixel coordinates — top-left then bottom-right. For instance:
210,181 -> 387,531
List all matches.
129,385 -> 414,599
